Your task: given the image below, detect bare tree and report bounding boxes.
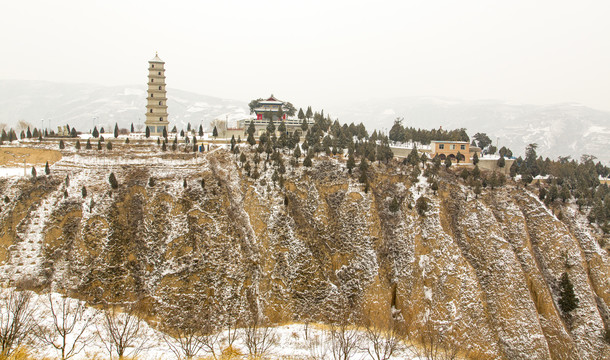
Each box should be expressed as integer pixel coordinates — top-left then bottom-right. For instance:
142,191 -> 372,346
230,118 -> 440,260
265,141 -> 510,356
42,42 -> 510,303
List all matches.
209,119 -> 227,138
241,310 -> 278,359
328,320 -> 361,360
16,120 -> 32,132
35,294 -> 94,360
362,315 -> 406,360
307,329 -> 332,360
161,302 -> 222,360
0,289 -> 36,357
412,315 -> 465,360
96,304 -> 149,359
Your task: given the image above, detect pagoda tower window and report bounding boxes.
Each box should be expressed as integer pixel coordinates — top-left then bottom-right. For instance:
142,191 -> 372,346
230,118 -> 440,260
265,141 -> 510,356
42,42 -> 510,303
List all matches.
159,117 -> 163,121
159,101 -> 162,105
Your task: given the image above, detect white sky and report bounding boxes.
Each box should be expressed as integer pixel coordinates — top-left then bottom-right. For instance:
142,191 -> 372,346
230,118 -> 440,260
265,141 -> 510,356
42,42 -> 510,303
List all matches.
1,0 -> 609,111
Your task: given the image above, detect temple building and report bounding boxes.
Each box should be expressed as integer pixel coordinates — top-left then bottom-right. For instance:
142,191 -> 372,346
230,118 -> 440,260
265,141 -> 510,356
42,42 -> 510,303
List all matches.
254,95 -> 287,121
145,53 -> 169,136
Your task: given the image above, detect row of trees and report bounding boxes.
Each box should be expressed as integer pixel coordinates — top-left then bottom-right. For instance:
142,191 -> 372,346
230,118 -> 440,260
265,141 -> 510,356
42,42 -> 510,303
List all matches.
389,118 -> 469,145
512,144 -> 610,233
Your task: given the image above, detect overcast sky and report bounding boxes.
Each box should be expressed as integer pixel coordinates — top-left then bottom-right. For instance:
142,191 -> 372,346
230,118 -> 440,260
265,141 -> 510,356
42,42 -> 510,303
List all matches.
2,0 -> 609,111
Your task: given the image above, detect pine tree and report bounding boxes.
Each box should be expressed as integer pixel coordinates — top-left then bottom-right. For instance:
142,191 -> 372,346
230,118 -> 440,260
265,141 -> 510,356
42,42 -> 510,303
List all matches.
86,139 -> 92,149
559,272 -> 579,314
31,166 -> 37,178
473,152 -> 479,165
161,142 -> 167,151
183,179 -> 187,188
162,127 -> 168,139
389,197 -> 400,212
75,140 -> 81,150
106,141 -> 112,150
145,126 -> 150,138
298,108 -> 305,120
131,123 -> 134,132
213,126 -> 218,138
198,124 -> 203,136
81,186 -> 87,198
125,137 -> 130,144
114,123 -> 119,138
187,123 -> 192,132
59,140 -> 65,149
306,106 -> 313,120
44,161 -> 50,175
180,129 -> 185,137
100,127 -> 105,133
97,140 -> 102,150
108,172 -> 119,189
303,155 -> 312,167
230,135 -> 236,150
26,127 -> 32,138
444,157 -> 452,169
497,156 -> 506,168
346,152 -> 356,174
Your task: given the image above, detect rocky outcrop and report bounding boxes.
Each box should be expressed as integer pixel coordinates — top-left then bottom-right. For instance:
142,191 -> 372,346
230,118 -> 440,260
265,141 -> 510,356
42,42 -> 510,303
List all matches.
0,149 -> 608,359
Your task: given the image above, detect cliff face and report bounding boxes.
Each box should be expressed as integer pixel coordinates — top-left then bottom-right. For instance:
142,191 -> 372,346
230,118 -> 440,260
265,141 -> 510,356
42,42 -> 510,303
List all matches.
0,148 -> 608,359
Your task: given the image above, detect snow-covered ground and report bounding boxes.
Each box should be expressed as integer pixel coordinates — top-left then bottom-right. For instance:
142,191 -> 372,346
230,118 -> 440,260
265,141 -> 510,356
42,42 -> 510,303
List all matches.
0,288 -> 436,360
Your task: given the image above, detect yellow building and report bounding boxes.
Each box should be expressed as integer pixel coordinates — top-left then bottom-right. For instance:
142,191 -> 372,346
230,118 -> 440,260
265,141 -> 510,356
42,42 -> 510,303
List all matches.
430,140 -> 470,162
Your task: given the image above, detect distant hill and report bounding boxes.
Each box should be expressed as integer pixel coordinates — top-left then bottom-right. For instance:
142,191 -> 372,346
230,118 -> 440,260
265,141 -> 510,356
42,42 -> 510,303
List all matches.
0,79 -> 249,132
330,97 -> 610,163
1,80 -> 609,163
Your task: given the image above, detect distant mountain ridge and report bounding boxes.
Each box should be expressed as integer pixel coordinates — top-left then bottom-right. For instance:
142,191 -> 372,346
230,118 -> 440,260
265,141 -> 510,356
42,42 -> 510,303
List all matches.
1,80 -> 608,163
330,97 -> 610,164
0,79 -> 249,132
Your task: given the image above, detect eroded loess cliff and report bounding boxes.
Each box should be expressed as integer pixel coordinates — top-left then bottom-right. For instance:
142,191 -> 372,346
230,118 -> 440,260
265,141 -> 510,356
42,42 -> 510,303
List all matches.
0,149 -> 608,359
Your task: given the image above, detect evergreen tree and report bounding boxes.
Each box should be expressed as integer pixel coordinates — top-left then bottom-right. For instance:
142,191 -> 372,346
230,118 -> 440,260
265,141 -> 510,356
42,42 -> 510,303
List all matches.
145,126 -> 150,138
213,126 -> 218,138
106,141 -> 112,150
416,196 -> 429,216
293,144 -> 302,163
81,186 -> 87,198
247,132 -> 256,146
298,108 -> 305,121
473,152 -> 479,165
70,127 -> 77,137
86,139 -> 92,150
266,119 -> 275,134
306,106 -> 313,120
198,124 -> 203,136
114,123 -> 119,138
389,197 -> 400,212
31,166 -> 37,178
230,135 -> 236,150
44,161 -> 50,175
125,137 -> 130,144
59,140 -> 65,149
183,179 -> 187,188
108,172 -> 119,189
161,141 -> 167,151
180,129 -> 185,137
26,127 -> 32,138
303,155 -> 312,167
301,118 -> 309,132
75,140 -> 81,150
346,152 -> 356,174
172,125 -> 177,133
100,127 -> 105,133
444,157 -> 452,169
497,156 -> 506,168
162,127 -> 168,139
558,272 -> 579,314
131,123 -> 134,132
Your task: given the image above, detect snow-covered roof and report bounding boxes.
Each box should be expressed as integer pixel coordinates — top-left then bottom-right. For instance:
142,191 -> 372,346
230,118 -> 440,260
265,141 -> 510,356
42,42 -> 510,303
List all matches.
259,94 -> 283,105
149,52 -> 164,63
430,140 -> 469,144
